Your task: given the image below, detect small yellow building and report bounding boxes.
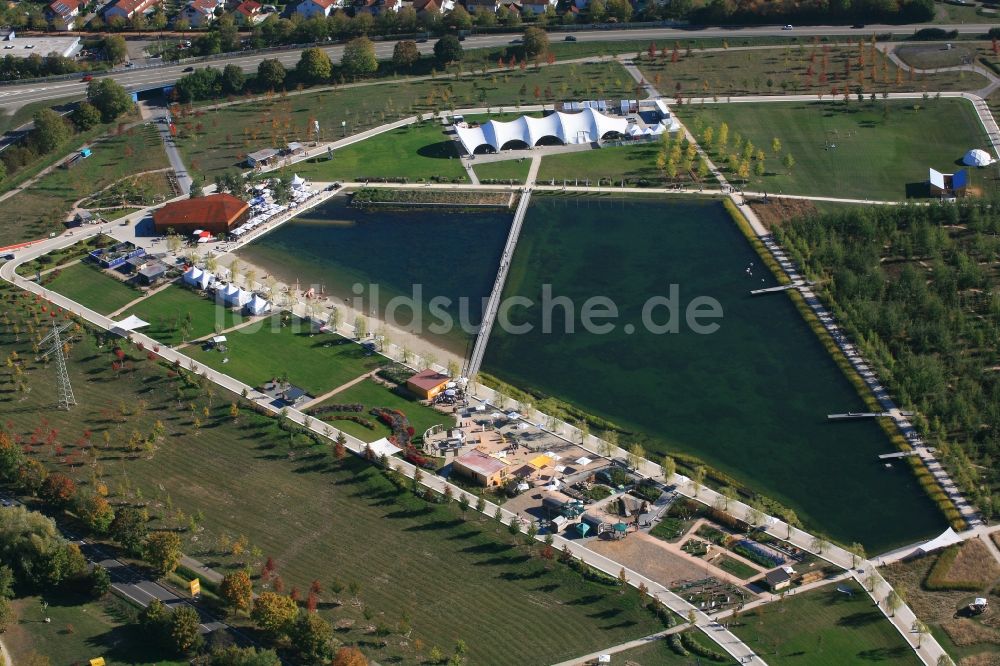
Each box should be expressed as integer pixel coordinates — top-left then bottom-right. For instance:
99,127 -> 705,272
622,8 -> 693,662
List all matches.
453,450 -> 509,487
406,369 -> 451,400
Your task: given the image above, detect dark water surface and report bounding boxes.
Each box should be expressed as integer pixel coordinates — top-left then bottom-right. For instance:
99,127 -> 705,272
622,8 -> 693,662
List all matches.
482,194 -> 944,552
237,197 -> 512,356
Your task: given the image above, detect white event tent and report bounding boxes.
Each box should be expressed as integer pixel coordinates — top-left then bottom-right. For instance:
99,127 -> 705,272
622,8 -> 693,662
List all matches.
454,108 -> 628,154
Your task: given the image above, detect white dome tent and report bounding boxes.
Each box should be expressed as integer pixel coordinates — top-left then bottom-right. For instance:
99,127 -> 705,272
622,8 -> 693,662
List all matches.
962,148 -> 994,167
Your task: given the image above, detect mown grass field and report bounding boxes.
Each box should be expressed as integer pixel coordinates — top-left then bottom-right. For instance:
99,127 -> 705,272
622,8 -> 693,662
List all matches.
2,125 -> 169,247
42,261 -> 141,315
184,317 -> 385,393
0,291 -> 665,664
292,122 -> 468,183
731,581 -> 920,665
312,377 -> 448,443
121,284 -> 245,345
537,142 -> 663,185
6,592 -> 184,666
635,44 -> 986,100
473,157 -> 534,183
174,60 -> 635,180
680,99 -> 989,200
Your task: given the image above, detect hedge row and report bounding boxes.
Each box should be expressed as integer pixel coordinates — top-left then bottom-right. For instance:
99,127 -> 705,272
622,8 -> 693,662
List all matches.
680,631 -> 730,662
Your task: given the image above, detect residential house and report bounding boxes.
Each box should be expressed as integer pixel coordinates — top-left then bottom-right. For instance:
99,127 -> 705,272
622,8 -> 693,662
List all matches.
232,0 -> 263,23
465,0 -> 499,14
413,0 -> 454,12
103,0 -> 160,22
354,0 -> 400,14
519,0 -> 553,12
180,0 -> 222,27
295,0 -> 342,18
47,0 -> 82,30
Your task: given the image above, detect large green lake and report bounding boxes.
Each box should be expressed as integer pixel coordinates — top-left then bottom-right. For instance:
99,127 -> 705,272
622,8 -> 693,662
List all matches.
237,197 -> 512,355
483,194 -> 944,552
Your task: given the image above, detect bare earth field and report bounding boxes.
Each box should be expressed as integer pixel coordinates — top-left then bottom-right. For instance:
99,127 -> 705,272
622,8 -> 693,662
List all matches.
587,532 -> 726,588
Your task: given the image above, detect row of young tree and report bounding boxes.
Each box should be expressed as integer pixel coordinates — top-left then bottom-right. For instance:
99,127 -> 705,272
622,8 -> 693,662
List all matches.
776,200 -> 1000,519
0,78 -> 133,185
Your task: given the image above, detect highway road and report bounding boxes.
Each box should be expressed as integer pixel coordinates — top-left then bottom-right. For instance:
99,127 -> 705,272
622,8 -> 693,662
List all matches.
0,22 -> 997,110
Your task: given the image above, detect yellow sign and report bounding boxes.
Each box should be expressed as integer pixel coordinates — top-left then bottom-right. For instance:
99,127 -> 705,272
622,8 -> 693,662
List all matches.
90,658 -> 105,666
189,578 -> 201,596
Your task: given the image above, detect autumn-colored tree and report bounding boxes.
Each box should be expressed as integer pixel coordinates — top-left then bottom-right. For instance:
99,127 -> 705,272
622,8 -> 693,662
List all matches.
251,592 -> 299,637
220,570 -> 254,614
144,531 -> 182,576
332,646 -> 368,666
41,472 -> 76,506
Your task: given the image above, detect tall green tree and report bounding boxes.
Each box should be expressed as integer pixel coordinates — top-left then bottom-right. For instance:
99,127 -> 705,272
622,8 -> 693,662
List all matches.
87,78 -> 133,122
222,64 -> 246,94
256,58 -> 286,90
29,109 -> 71,155
143,531 -> 182,576
522,27 -> 549,58
170,606 -> 203,655
433,35 -> 463,64
104,35 -> 128,64
296,47 -> 332,83
341,37 -> 378,79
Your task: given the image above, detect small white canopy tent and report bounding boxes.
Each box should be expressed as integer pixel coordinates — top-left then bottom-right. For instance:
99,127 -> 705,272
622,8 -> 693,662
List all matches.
246,294 -> 271,316
111,315 -> 150,337
290,174 -> 306,189
368,437 -> 402,458
183,266 -> 203,287
963,148 -> 994,167
113,315 -> 150,331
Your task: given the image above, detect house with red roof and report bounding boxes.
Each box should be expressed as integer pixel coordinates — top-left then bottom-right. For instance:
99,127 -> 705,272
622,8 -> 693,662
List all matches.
233,0 -> 263,23
180,0 -> 222,27
102,0 -> 161,22
295,0 -> 343,18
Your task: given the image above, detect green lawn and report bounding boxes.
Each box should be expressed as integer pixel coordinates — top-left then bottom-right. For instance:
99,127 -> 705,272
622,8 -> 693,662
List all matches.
312,378 -> 449,443
714,554 -> 760,580
537,142 -> 663,186
42,261 -> 141,315
0,96 -> 82,135
292,122 -> 468,183
0,292 -> 665,664
184,317 -> 385,394
5,593 -> 184,666
473,157 -> 534,183
680,99 -> 990,200
121,284 -> 245,346
175,60 -> 635,180
731,582 -> 920,665
2,125 -> 169,246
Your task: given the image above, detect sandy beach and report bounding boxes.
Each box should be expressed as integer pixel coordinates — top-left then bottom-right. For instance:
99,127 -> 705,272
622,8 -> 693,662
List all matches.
207,249 -> 465,374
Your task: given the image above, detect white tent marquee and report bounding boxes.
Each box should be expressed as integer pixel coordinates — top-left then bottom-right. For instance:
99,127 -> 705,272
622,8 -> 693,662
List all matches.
246,294 -> 271,316
113,315 -> 149,331
454,107 -> 628,154
183,266 -> 214,290
291,174 -> 306,188
963,148 -> 994,167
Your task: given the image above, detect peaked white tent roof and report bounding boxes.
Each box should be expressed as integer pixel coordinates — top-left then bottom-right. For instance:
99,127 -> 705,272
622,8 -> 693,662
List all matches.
113,315 -> 150,331
368,437 -> 402,458
455,108 -> 628,154
290,174 -> 306,188
963,148 -> 994,167
183,266 -> 203,285
246,294 -> 271,315
914,527 -> 963,555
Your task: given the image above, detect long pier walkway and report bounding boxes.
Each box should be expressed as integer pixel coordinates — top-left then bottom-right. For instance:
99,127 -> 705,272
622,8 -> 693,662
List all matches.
463,187 -> 532,379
